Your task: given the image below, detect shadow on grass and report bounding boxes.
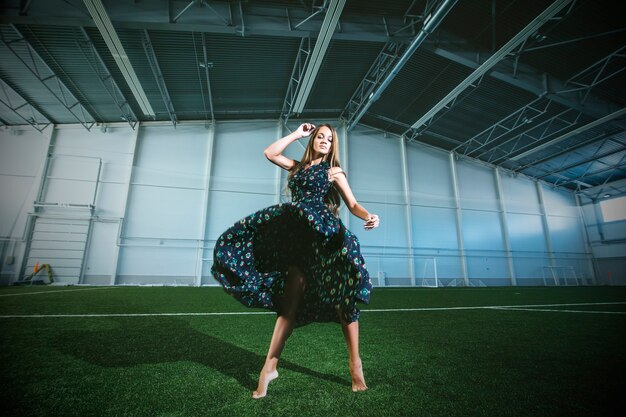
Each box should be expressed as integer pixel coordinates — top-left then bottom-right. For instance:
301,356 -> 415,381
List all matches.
55,317 -> 347,390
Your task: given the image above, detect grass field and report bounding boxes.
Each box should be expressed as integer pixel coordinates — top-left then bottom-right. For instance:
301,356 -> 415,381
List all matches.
1,285 -> 625,417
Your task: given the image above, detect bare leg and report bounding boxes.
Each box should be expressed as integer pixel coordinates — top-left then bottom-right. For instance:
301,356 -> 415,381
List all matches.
339,312 -> 368,392
253,266 -> 306,399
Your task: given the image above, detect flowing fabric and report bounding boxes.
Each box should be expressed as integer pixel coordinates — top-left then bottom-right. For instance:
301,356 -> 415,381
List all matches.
211,161 -> 371,327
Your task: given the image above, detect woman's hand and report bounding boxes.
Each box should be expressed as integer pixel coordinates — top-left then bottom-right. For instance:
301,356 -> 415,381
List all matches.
364,214 -> 379,230
296,123 -> 316,138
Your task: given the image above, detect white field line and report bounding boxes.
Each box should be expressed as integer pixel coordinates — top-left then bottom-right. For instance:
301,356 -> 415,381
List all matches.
0,287 -> 117,297
490,307 -> 626,315
0,301 -> 625,319
362,301 -> 626,312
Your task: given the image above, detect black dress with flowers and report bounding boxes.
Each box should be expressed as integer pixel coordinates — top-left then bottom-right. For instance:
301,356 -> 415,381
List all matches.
211,160 -> 371,327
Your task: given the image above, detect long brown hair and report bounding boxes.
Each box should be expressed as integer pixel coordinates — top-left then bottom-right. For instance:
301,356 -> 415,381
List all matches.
288,123 -> 342,217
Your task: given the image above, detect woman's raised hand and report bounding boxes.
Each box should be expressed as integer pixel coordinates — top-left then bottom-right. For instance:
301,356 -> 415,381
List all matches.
364,214 -> 380,230
296,123 -> 316,138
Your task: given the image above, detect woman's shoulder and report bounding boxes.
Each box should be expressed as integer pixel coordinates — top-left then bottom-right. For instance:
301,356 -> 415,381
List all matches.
328,165 -> 346,179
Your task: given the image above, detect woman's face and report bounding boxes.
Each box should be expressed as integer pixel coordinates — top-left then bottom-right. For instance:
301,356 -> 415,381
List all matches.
312,125 -> 333,156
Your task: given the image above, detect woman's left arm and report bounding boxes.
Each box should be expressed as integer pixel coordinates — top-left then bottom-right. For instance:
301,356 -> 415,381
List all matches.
330,168 -> 380,230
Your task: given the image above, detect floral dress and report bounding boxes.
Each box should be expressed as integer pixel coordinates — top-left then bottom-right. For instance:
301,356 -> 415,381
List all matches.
211,160 -> 371,327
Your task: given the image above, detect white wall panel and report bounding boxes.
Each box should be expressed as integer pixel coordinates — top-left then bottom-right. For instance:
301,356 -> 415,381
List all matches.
51,126 -> 135,214
411,206 -> 458,249
542,185 -> 579,217
0,128 -> 49,177
500,174 -> 541,214
406,144 -> 455,208
54,126 -> 134,156
461,210 -> 504,251
133,125 -> 208,190
83,221 -> 118,284
125,186 -> 204,239
580,198 -> 625,283
117,246 -> 197,284
456,161 -> 499,211
355,202 -> 410,283
350,202 -> 405,250
0,175 -> 37,237
512,257 -> 547,285
506,213 -> 547,253
205,191 -> 276,242
0,127 -> 50,238
466,256 -> 510,284
47,155 -> 100,182
347,126 -> 403,204
206,121 -> 281,243
49,126 -> 135,283
118,124 -> 208,279
547,215 -> 586,253
0,121 -> 598,287
374,255 -> 411,284
94,183 -> 127,217
427,256 -> 463,280
100,161 -> 132,185
44,178 -> 96,204
210,121 -> 277,194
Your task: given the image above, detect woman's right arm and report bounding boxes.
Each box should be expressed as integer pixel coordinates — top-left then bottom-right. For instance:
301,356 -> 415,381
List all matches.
264,123 -> 314,170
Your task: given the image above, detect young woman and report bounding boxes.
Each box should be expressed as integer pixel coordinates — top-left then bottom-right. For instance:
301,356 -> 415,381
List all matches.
211,122 -> 380,399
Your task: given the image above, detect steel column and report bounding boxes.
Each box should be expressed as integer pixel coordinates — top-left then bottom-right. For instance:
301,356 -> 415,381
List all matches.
449,152 -> 468,285
110,123 -> 140,284
197,122 -> 215,286
494,167 -> 516,285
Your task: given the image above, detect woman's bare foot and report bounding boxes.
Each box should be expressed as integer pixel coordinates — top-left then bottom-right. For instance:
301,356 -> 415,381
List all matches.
252,369 -> 279,399
349,359 -> 368,392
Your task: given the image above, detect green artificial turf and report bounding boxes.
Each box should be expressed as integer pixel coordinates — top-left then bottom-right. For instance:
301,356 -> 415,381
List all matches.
1,286 -> 625,416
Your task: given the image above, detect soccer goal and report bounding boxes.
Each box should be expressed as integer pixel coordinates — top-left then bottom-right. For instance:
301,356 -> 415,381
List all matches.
413,256 -> 438,287
542,266 -> 580,286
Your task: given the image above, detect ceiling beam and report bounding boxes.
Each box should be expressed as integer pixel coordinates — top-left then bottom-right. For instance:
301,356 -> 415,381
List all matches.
0,3 -> 411,43
535,140 -> 626,180
510,108 -> 626,161
19,0 -> 33,16
142,29 -> 177,127
512,130 -> 623,172
0,76 -> 52,132
451,45 -> 626,164
453,96 -> 552,156
344,0 -> 458,131
0,24 -> 97,130
479,108 -> 582,164
1,1 -> 620,123
83,0 -> 155,118
554,154 -> 626,188
77,27 -> 139,130
578,177 -> 626,200
291,0 -> 346,114
281,37 -> 312,125
404,0 -> 575,136
421,32 -> 622,124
